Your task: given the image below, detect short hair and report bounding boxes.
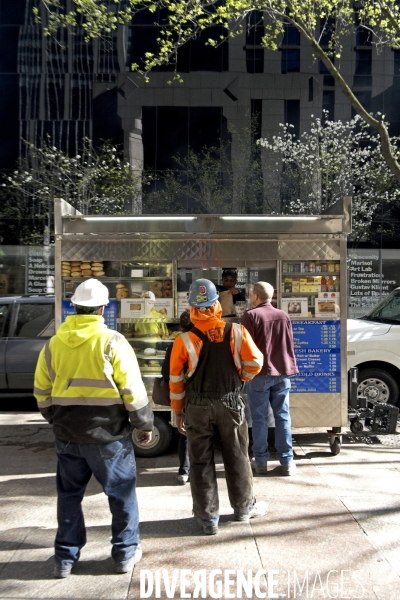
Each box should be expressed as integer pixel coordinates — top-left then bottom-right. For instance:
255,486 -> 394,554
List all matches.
253,281 -> 274,301
222,269 -> 237,279
179,309 -> 194,332
75,305 -> 104,315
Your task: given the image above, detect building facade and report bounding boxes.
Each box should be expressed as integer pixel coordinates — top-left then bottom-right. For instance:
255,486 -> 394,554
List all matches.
0,1 -> 400,223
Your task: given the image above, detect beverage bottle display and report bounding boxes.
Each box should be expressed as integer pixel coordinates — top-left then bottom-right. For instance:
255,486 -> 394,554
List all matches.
321,276 -> 327,292
315,261 -> 321,273
327,276 -> 335,292
334,277 -> 340,292
328,261 -> 335,272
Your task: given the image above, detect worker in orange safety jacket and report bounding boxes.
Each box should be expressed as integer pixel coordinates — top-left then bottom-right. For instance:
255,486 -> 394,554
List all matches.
169,278 -> 267,535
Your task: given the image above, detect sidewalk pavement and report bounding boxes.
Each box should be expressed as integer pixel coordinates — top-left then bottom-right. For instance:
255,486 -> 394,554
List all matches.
1,412 -> 400,600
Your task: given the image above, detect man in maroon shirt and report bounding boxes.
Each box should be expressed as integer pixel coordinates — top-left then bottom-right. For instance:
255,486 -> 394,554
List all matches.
241,281 -> 299,476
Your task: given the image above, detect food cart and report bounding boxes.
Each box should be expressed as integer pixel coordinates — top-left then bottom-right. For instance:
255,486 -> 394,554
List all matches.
54,197 -> 351,456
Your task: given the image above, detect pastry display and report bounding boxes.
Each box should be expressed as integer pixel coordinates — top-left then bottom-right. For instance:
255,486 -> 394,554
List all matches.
61,261 -> 105,277
150,281 -> 162,293
116,283 -> 129,299
144,347 -> 157,355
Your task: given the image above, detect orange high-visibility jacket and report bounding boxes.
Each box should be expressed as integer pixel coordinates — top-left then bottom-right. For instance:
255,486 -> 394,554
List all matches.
169,301 -> 264,415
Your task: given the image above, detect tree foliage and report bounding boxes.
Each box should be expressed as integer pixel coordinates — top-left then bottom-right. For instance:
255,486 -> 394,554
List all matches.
38,0 -> 400,181
259,113 -> 400,245
0,138 -> 150,244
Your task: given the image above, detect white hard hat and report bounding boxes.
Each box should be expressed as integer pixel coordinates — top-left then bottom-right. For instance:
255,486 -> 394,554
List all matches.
71,279 -> 109,307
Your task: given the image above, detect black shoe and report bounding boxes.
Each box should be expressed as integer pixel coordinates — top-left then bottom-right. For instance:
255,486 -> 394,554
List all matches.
197,518 -> 219,535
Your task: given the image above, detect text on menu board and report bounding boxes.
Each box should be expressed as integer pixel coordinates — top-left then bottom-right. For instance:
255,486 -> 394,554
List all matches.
62,300 -> 117,331
27,247 -> 55,294
291,320 -> 341,393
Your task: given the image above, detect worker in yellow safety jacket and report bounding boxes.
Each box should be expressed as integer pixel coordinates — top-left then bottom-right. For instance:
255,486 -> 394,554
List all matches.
169,278 -> 267,535
34,278 -> 153,578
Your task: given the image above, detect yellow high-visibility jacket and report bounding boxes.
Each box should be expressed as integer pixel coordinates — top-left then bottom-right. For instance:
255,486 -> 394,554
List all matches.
169,301 -> 264,415
34,315 -> 153,444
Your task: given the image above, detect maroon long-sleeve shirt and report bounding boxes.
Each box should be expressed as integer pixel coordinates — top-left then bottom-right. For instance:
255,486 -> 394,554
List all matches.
241,302 -> 299,377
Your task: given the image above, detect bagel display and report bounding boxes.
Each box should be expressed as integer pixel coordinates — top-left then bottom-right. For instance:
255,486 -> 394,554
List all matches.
144,347 -> 156,355
150,281 -> 162,293
163,279 -> 172,290
163,289 -> 172,297
61,261 -> 105,278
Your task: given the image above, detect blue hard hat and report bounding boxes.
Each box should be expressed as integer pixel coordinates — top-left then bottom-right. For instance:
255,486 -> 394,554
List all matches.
188,279 -> 219,308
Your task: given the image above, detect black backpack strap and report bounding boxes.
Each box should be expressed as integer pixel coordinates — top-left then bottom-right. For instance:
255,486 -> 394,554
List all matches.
223,322 -> 232,340
190,327 -> 208,343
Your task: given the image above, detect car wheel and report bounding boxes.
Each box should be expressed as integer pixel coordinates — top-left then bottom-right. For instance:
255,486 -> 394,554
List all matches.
132,415 -> 173,457
357,369 -> 400,407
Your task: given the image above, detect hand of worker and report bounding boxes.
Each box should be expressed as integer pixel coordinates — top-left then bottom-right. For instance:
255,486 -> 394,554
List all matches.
137,430 -> 152,445
229,288 -> 239,295
176,414 -> 187,436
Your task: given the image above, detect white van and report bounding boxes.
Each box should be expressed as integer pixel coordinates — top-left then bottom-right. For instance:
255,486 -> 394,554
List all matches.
347,287 -> 400,407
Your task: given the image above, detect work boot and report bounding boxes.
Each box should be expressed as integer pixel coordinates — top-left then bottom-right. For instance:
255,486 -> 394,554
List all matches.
234,499 -> 268,522
251,457 -> 268,475
197,517 -> 219,535
281,462 -> 297,476
114,543 -> 142,574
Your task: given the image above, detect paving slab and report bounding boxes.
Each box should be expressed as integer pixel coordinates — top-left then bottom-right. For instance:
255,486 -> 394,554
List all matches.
1,414 -> 400,600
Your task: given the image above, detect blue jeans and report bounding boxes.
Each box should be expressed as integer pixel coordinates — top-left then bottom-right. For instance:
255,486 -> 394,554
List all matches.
247,375 -> 293,467
178,433 -> 190,476
54,436 -> 140,569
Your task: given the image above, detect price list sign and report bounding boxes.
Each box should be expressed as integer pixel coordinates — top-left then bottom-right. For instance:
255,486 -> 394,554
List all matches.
291,320 -> 341,393
62,300 -> 117,330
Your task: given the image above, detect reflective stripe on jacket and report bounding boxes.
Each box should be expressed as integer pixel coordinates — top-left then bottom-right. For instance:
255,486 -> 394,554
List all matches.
169,301 -> 263,414
34,314 -> 153,443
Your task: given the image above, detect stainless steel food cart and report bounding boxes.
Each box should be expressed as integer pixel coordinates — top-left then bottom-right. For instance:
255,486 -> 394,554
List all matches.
54,197 -> 351,456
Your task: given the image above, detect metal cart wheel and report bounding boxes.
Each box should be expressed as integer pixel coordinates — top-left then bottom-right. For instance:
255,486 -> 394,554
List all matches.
329,436 -> 342,455
350,419 -> 364,434
132,415 -> 173,457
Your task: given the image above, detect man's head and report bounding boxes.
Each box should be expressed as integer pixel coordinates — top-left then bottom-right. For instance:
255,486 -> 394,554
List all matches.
188,279 -> 218,310
71,279 -> 109,315
221,269 -> 238,290
179,309 -> 194,332
249,281 -> 274,308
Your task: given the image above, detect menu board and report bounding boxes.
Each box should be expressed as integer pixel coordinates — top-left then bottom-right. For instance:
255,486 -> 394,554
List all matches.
291,320 -> 341,393
62,300 -> 117,330
27,247 -> 55,294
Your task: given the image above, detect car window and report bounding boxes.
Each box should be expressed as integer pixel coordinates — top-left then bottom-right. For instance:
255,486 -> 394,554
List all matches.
14,303 -> 55,338
0,304 -> 10,337
367,291 -> 400,323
